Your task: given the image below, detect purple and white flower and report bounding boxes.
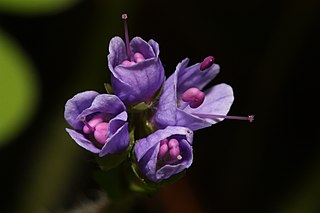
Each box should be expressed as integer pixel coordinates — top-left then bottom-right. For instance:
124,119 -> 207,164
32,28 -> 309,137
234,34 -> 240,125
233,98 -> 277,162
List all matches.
64,91 -> 129,157
134,126 -> 193,183
107,36 -> 165,104
155,57 -> 235,131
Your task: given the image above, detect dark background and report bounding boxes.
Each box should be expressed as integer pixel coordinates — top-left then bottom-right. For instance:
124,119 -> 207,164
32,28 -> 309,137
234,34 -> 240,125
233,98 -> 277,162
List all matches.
0,0 -> 319,212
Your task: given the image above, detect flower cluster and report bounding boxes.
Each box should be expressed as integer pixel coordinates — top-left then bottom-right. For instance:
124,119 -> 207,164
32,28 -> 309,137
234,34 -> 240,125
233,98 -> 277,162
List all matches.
64,14 -> 253,189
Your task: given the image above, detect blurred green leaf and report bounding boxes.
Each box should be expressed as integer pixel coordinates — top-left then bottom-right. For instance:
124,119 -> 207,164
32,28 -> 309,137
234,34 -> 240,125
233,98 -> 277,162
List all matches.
0,0 -> 80,16
0,29 -> 38,147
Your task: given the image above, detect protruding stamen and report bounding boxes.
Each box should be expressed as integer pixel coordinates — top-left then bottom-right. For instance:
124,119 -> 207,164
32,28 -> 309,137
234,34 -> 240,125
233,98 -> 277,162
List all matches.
200,56 -> 215,71
181,88 -> 205,108
177,155 -> 182,160
122,14 -> 131,61
192,113 -> 255,123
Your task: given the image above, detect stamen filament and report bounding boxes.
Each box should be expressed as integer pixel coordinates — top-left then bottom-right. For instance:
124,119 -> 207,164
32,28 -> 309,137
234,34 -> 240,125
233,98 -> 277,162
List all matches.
192,113 -> 254,122
80,116 -> 95,132
122,14 -> 131,61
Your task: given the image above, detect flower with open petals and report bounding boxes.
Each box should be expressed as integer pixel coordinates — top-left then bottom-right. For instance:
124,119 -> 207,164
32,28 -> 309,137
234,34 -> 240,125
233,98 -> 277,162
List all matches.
107,36 -> 165,104
155,57 -> 234,131
64,91 -> 129,157
134,126 -> 193,183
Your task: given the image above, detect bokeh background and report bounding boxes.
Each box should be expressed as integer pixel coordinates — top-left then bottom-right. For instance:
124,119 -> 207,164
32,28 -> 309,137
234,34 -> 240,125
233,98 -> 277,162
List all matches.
1,0 -> 319,212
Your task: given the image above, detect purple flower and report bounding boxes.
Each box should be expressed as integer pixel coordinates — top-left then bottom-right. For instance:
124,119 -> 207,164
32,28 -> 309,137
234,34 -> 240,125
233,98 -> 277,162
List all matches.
64,91 -> 129,157
107,36 -> 165,104
154,57 -> 234,131
134,126 -> 193,183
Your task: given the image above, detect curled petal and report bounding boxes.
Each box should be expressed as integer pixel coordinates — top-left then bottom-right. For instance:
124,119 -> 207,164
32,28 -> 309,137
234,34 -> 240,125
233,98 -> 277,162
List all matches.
64,91 -> 129,157
99,111 -> 129,156
64,91 -> 99,130
134,126 -> 193,182
108,37 -> 165,104
78,94 -> 126,119
176,58 -> 220,98
155,57 -> 234,131
176,84 -> 234,130
65,128 -> 100,154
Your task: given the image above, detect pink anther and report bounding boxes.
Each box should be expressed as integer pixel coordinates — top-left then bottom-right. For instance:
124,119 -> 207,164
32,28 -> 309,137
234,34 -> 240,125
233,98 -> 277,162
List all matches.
168,138 -> 179,149
169,147 -> 181,160
158,143 -> 169,159
200,56 -> 215,71
181,87 -> 205,108
134,52 -> 145,63
121,60 -> 136,67
93,122 -> 109,144
82,114 -> 105,134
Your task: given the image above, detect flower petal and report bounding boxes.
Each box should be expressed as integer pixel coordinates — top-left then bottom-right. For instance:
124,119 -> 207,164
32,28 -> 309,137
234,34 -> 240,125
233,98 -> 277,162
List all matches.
107,36 -> 127,69
154,59 -> 188,128
64,91 -> 99,130
107,36 -> 165,104
78,94 -> 126,119
176,59 -> 220,97
148,39 -> 160,57
99,111 -> 129,156
134,126 -> 193,182
184,83 -> 234,127
130,37 -> 156,59
176,108 -> 213,131
111,58 -> 164,103
65,128 -> 100,154
155,139 -> 193,181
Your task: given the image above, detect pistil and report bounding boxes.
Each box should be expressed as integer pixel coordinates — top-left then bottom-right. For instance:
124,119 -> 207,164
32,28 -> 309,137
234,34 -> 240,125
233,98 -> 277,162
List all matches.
192,113 -> 255,122
122,14 -> 131,61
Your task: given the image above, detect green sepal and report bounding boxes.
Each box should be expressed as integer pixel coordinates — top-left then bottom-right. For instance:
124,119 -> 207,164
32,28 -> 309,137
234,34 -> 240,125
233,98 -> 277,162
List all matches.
131,101 -> 153,111
104,83 -> 113,94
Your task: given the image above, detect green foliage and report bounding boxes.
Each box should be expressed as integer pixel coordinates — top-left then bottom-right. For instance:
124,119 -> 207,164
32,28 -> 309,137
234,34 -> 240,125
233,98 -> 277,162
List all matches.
0,29 -> 38,147
0,0 -> 80,16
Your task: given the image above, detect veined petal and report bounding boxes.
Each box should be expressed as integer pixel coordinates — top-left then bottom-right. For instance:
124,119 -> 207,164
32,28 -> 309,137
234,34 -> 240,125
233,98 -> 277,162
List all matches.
111,58 -> 164,103
108,36 -> 127,69
78,94 -> 126,119
176,109 -> 213,131
64,92 -> 130,157
155,139 -> 193,181
176,59 -> 220,97
154,59 -> 188,127
130,37 -> 156,59
134,126 -> 193,182
184,83 -> 234,124
65,128 -> 100,154
100,122 -> 129,157
107,36 -> 165,104
148,39 -> 160,57
64,91 -> 99,130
